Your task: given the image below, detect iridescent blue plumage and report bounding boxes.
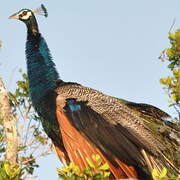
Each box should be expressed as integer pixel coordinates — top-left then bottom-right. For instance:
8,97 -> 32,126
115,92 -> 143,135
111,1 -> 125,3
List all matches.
26,31 -> 62,144
26,33 -> 59,104
66,99 -> 81,112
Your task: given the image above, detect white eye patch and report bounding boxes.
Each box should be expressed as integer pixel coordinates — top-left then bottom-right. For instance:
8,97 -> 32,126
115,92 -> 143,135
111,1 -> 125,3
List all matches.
19,11 -> 32,20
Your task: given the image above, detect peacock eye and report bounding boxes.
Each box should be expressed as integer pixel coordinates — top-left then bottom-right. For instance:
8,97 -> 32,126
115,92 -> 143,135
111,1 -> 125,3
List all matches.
23,11 -> 27,15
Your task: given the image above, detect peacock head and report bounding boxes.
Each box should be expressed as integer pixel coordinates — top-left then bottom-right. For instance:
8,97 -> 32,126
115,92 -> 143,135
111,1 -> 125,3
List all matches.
9,9 -> 34,22
9,5 -> 48,27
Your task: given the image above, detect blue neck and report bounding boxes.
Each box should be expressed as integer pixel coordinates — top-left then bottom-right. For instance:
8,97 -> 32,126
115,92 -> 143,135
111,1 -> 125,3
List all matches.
26,32 -> 59,105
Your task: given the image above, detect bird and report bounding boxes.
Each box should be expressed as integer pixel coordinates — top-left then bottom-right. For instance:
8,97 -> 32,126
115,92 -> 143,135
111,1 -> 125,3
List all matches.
9,5 -> 179,179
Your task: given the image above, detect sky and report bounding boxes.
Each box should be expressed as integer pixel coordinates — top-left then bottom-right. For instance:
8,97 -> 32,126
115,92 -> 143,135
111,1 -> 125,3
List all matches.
0,0 -> 180,179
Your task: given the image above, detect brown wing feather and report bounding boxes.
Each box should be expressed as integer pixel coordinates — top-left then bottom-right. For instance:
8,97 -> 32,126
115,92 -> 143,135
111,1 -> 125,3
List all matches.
56,107 -> 138,179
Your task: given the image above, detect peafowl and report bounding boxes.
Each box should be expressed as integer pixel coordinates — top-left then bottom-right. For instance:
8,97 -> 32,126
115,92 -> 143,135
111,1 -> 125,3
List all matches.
9,5 -> 179,179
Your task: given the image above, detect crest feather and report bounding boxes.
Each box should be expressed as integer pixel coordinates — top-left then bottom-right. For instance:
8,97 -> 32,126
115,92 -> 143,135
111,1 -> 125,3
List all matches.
33,4 -> 48,17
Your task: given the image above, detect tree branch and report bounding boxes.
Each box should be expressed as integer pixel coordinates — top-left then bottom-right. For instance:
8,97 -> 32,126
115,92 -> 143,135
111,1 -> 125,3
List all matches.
0,78 -> 18,164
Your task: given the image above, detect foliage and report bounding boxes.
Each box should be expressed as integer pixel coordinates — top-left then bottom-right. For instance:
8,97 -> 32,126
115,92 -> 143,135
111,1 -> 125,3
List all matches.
158,29 -> 180,180
161,30 -> 180,69
8,70 -> 31,112
152,168 -> 180,180
0,70 -> 52,179
57,154 -> 111,180
0,161 -> 23,180
160,69 -> 180,103
160,30 -> 180,121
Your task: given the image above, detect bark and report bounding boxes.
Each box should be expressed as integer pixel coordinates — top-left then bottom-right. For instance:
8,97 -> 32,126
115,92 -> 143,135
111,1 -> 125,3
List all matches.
0,78 -> 18,164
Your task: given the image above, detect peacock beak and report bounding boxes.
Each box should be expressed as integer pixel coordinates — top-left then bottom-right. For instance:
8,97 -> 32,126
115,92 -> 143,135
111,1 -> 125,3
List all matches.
8,13 -> 19,19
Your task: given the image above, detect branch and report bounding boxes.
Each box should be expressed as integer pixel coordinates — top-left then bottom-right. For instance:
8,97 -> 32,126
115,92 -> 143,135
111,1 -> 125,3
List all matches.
0,78 -> 18,164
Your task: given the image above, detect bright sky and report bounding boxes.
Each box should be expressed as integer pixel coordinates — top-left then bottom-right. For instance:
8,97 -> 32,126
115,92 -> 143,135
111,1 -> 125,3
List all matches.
0,0 -> 180,179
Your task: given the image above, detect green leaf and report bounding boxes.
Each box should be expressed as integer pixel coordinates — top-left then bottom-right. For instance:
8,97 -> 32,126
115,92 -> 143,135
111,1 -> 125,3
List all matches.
103,171 -> 111,178
160,78 -> 167,85
83,168 -> 91,175
92,154 -> 100,162
4,162 -> 21,179
99,163 -> 109,171
168,62 -> 176,69
4,162 -> 12,177
92,154 -> 102,166
85,158 -> 95,169
93,173 -> 103,180
57,168 -> 68,178
159,168 -> 167,178
169,32 -> 176,41
152,169 -> 159,179
70,163 -> 80,175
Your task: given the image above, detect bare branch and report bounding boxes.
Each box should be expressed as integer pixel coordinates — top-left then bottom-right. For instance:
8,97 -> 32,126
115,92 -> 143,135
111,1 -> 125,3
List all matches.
0,78 -> 18,164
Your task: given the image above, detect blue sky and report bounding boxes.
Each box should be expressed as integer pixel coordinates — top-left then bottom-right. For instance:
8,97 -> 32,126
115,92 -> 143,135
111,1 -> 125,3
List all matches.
0,0 -> 180,179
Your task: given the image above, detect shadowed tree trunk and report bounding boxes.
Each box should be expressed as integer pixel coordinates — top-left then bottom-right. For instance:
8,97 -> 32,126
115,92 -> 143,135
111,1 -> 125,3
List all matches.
0,78 -> 18,164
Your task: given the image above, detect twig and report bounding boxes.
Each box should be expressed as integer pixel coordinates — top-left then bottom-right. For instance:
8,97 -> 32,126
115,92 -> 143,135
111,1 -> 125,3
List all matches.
169,18 -> 176,33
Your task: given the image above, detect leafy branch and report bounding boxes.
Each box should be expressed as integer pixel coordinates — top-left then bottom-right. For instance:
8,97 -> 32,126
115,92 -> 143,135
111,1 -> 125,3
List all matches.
0,70 -> 53,179
159,30 -> 180,122
57,154 -> 111,180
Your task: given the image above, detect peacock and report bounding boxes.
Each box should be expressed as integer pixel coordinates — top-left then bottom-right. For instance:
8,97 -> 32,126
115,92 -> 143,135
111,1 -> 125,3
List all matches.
9,5 -> 179,179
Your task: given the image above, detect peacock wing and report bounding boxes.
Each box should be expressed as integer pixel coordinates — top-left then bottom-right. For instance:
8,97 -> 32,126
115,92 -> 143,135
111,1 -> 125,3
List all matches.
55,83 -> 170,177
55,83 -> 179,176
56,98 -> 141,179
